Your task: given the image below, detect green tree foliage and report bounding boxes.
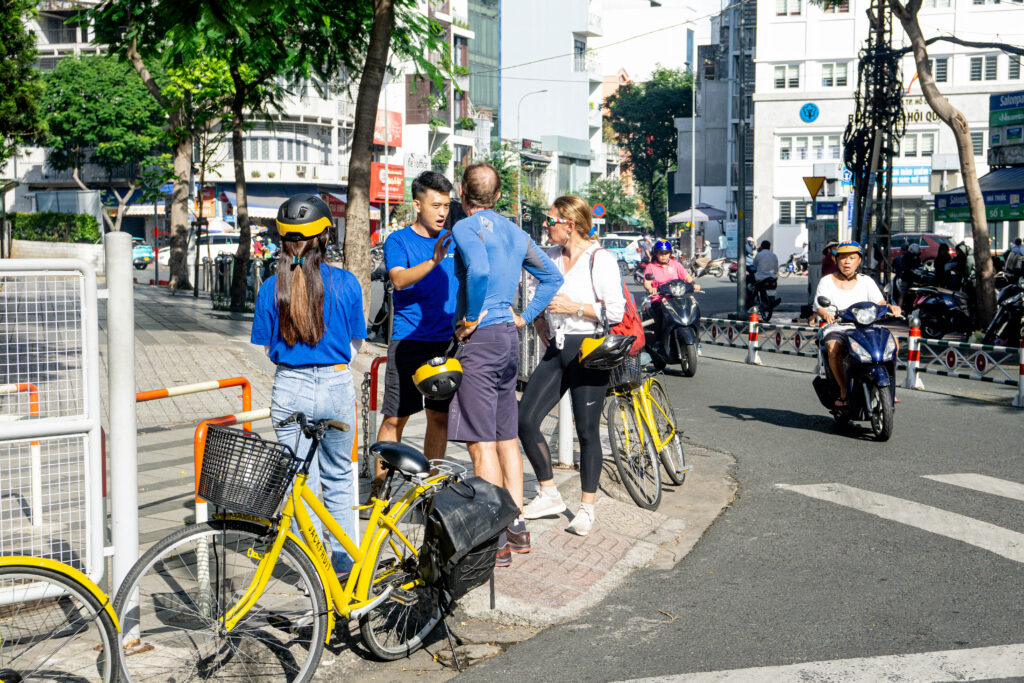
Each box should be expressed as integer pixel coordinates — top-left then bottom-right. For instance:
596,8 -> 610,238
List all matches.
39,56 -> 167,232
583,176 -> 639,231
0,0 -> 43,169
9,212 -> 101,243
605,67 -> 691,236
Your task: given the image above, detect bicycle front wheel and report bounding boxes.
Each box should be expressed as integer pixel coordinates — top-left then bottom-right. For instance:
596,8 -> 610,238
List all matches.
359,486 -> 442,660
115,519 -> 327,682
0,564 -> 118,682
606,395 -> 662,509
647,379 -> 687,485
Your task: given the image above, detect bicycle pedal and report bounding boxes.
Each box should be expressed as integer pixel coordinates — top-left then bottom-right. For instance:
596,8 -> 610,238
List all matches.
389,587 -> 418,605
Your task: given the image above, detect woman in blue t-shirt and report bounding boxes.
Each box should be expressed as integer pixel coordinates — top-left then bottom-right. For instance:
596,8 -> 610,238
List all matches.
251,194 -> 366,576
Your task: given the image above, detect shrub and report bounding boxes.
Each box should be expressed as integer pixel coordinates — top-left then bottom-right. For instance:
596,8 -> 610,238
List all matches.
8,212 -> 102,243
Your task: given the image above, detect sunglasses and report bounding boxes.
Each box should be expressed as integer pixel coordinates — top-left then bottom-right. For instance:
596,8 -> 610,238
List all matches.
544,215 -> 570,227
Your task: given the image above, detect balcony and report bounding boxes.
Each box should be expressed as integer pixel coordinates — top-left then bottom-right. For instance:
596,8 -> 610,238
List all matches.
587,107 -> 602,129
577,12 -> 603,37
587,57 -> 603,82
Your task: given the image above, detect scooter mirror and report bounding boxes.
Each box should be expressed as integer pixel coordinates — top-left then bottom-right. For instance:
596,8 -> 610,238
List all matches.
817,296 -> 831,308
645,273 -> 655,281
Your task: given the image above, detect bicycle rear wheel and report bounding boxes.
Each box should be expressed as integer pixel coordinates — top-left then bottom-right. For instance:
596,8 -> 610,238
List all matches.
606,395 -> 662,509
0,564 -> 117,682
115,519 -> 326,682
359,486 -> 441,660
646,379 -> 688,485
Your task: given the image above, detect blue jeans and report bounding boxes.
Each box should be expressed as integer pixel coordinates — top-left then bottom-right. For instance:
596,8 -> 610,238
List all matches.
271,365 -> 357,574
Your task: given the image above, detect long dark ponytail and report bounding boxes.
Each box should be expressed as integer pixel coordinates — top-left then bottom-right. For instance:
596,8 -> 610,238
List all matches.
276,233 -> 327,346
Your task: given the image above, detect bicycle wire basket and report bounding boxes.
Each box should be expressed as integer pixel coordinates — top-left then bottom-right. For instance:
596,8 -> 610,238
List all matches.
608,354 -> 643,390
198,425 -> 297,518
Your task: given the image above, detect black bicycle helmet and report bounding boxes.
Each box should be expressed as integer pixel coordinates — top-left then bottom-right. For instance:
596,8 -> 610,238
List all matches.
578,335 -> 635,370
413,355 -> 463,401
276,194 -> 332,240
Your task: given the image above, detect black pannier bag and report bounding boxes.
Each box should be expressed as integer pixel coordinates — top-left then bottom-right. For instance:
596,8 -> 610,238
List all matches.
419,476 -> 519,601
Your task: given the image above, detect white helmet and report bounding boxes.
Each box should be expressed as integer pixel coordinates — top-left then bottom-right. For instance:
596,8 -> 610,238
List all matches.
907,243 -> 921,255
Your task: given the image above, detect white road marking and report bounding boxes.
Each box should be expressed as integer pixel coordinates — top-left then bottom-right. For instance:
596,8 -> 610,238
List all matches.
922,473 -> 1024,503
625,642 -> 1024,682
776,483 -> 1024,564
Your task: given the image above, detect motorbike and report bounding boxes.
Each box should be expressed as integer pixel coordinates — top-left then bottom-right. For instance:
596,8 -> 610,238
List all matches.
812,297 -> 900,441
641,275 -> 703,377
690,257 -> 726,279
778,254 -> 807,278
727,254 -> 754,282
746,269 -> 780,322
911,285 -> 972,340
981,275 -> 1024,347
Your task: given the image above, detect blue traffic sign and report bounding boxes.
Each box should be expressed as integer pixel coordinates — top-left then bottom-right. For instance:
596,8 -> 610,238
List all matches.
592,203 -> 606,218
799,102 -> 820,123
816,201 -> 840,216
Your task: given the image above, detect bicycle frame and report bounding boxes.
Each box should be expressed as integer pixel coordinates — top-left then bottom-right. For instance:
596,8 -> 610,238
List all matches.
628,379 -> 676,452
215,470 -> 445,642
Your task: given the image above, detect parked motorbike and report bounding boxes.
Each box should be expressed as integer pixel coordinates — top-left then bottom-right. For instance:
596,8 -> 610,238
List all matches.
812,297 -> 900,441
981,276 -> 1024,347
911,285 -> 972,340
641,275 -> 703,377
690,257 -> 726,279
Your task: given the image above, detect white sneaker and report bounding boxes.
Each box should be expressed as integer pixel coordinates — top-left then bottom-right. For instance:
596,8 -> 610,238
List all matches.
566,507 -> 594,536
523,490 -> 567,519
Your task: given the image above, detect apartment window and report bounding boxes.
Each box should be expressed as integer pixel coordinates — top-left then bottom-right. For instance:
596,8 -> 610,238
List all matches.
971,131 -> 984,156
1011,55 -> 1021,80
822,62 -> 848,87
780,136 -> 792,160
902,134 -> 918,157
928,57 -> 948,82
985,54 -> 998,80
795,200 -> 809,224
828,135 -> 841,159
779,201 -> 792,224
794,136 -> 808,160
774,65 -> 799,88
776,0 -> 801,15
453,36 -> 468,67
812,135 -> 825,159
823,0 -> 849,11
923,0 -> 951,6
573,38 -> 586,72
970,57 -> 983,81
39,14 -> 80,44
921,132 -> 935,157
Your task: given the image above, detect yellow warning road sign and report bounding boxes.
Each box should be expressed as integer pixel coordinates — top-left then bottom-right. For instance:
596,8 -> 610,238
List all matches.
803,176 -> 826,199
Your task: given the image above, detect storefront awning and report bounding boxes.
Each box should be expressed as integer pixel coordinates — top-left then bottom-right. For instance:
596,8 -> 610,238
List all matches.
219,184 -> 313,219
935,167 -> 1024,222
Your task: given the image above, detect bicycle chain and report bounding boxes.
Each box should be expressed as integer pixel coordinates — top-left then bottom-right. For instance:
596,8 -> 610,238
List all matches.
360,370 -> 372,479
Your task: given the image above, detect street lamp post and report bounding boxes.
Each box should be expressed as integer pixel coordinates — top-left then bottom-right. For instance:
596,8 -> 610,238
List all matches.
516,89 -> 547,227
685,61 -> 697,260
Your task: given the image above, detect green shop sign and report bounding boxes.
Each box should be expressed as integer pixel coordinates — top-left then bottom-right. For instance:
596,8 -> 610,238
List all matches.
989,90 -> 1024,127
935,188 -> 1024,222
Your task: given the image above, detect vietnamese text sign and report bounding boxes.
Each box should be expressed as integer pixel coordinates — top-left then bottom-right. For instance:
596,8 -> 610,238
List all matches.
370,162 -> 405,204
816,201 -> 840,216
373,110 -> 403,147
891,166 -> 930,185
989,91 -> 1024,128
935,189 -> 1024,222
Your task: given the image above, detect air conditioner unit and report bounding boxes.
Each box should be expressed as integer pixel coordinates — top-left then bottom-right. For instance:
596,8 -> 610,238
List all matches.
312,166 -> 319,179
296,165 -> 307,178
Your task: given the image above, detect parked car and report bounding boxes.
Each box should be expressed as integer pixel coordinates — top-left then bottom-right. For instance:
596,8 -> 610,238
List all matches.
157,233 -> 246,267
883,233 -> 954,268
600,234 -> 644,266
131,238 -> 155,270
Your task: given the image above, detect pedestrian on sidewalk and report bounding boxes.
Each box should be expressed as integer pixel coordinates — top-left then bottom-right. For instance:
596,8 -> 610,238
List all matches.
251,193 -> 366,577
518,195 -> 626,537
449,163 -> 563,566
365,172 -> 458,504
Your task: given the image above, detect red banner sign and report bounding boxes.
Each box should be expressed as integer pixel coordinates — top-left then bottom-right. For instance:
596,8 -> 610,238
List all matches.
373,110 -> 403,147
370,162 -> 405,204
320,192 -> 346,218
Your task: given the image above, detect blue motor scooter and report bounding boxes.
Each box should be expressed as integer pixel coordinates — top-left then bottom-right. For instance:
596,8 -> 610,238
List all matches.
812,297 -> 899,441
641,277 -> 703,377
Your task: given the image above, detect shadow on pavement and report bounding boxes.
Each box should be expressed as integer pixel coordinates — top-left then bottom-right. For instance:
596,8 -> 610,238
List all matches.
707,405 -> 835,433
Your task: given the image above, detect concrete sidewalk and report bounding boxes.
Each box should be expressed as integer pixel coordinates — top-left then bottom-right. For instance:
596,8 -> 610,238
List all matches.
109,284 -> 737,678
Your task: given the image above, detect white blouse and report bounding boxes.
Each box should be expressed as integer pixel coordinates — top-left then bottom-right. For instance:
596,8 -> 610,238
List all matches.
530,242 -> 626,345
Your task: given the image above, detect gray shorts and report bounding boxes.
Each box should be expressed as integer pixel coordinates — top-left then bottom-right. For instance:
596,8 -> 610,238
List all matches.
447,322 -> 520,443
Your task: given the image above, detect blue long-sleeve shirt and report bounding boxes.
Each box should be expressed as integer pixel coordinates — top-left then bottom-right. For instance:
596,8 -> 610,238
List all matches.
452,209 -> 562,328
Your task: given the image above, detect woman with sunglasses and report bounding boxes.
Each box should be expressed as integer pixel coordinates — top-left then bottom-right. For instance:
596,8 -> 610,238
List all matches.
643,239 -> 699,354
250,194 -> 366,578
518,195 -> 626,537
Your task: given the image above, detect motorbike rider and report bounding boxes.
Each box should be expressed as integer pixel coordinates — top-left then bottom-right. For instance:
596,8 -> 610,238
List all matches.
897,242 -> 922,311
815,241 -> 901,408
795,242 -> 809,272
644,239 -> 700,346
695,238 -> 713,270
750,240 -> 781,308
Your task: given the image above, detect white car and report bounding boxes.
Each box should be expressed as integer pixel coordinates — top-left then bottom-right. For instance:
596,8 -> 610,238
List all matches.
157,234 -> 244,267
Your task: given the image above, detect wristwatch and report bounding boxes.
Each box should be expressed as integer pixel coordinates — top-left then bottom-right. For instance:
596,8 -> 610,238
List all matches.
576,304 -> 585,317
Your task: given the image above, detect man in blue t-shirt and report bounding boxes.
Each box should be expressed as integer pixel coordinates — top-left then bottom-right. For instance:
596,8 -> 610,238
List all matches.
367,172 -> 458,499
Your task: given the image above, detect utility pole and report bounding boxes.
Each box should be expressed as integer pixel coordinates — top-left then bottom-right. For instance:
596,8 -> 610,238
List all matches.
735,3 -> 748,316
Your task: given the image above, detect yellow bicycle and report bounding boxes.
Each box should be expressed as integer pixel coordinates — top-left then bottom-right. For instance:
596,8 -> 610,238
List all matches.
605,356 -> 689,510
114,412 -> 459,681
0,556 -> 120,682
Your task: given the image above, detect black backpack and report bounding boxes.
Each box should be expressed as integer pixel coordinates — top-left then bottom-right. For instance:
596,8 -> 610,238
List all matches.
418,476 -> 519,602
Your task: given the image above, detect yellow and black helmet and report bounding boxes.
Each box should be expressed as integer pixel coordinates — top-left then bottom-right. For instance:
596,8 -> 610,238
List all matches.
276,194 -> 332,240
579,335 -> 635,370
413,355 -> 463,401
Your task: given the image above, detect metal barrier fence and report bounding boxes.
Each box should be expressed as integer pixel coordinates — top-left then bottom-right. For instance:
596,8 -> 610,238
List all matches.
0,259 -> 104,583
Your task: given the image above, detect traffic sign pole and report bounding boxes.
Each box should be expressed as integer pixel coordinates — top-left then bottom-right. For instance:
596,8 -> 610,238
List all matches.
803,176 -> 825,315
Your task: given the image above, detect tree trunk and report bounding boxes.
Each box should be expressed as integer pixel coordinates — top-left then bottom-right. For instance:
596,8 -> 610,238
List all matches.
228,93 -> 252,312
344,0 -> 396,315
892,0 -> 996,326
168,127 -> 193,290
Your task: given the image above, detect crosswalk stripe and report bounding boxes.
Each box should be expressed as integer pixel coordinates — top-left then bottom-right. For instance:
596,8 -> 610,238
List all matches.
922,473 -> 1024,503
624,642 -> 1024,682
776,483 -> 1024,564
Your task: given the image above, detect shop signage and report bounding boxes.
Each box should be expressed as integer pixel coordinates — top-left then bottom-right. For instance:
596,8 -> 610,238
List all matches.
936,189 -> 1023,222
989,90 -> 1024,128
891,166 -> 930,185
370,162 -> 405,203
320,192 -> 346,218
373,110 -> 403,147
816,201 -> 840,216
799,103 -> 819,123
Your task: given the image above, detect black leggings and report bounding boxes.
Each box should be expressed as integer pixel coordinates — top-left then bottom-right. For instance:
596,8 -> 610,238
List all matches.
517,335 -> 610,494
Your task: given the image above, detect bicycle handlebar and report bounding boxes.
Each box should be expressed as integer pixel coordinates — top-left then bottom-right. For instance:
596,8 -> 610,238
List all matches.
276,412 -> 349,434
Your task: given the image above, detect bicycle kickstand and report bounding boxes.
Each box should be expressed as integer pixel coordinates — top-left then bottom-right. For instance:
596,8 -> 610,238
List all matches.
442,616 -> 463,672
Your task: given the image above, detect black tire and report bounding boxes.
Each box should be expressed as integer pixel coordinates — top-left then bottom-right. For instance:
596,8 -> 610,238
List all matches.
757,292 -> 774,322
115,519 -> 327,682
606,395 -> 662,509
358,490 -> 442,661
778,266 -> 791,278
0,565 -> 118,682
728,272 -> 737,283
633,269 -> 644,286
674,332 -> 698,378
869,383 -> 894,441
646,380 -> 687,485
134,263 -> 148,270
618,260 -> 629,276
709,266 -> 724,278
919,313 -> 946,340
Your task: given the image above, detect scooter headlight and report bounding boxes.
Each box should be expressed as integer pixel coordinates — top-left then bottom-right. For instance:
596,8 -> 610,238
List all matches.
848,338 -> 873,362
883,335 -> 897,361
669,281 -> 687,298
853,307 -> 878,326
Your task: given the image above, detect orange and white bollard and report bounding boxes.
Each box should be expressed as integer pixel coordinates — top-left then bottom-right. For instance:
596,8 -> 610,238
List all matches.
746,310 -> 762,365
902,313 -> 925,390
